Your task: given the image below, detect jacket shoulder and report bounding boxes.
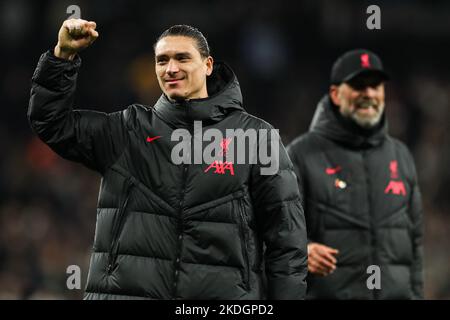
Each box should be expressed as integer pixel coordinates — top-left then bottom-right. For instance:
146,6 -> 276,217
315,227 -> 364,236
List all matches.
121,103 -> 154,126
287,132 -> 323,158
237,111 -> 276,130
388,136 -> 412,155
286,133 -> 325,178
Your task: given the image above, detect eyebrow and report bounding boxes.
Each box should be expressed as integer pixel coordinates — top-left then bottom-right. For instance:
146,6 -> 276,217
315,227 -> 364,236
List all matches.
156,52 -> 192,60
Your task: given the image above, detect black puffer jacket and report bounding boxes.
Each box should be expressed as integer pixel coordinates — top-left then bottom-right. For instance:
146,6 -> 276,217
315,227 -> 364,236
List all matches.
28,51 -> 308,300
287,95 -> 423,299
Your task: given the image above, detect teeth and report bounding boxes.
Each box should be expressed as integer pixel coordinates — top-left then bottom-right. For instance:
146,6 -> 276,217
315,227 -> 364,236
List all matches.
357,102 -> 375,109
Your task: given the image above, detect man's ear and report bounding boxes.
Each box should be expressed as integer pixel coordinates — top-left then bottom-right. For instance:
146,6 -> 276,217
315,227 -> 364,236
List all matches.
329,85 -> 340,106
205,56 -> 214,76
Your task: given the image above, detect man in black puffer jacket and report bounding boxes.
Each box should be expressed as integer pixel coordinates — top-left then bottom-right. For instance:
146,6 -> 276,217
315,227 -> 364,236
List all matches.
28,20 -> 307,299
287,49 -> 423,299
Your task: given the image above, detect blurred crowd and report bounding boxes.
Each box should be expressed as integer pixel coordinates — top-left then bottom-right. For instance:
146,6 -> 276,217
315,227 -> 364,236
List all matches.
0,0 -> 449,299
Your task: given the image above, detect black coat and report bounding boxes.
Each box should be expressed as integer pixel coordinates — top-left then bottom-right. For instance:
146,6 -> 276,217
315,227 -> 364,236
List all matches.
287,95 -> 423,299
28,51 -> 308,300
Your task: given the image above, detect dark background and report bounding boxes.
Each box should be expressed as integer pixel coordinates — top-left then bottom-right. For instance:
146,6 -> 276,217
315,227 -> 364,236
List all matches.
0,0 -> 449,299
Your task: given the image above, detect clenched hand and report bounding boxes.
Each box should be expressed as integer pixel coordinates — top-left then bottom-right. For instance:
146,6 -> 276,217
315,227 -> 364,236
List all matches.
54,19 -> 99,61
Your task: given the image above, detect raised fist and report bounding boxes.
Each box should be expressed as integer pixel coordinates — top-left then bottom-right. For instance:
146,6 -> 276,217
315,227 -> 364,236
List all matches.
54,19 -> 99,60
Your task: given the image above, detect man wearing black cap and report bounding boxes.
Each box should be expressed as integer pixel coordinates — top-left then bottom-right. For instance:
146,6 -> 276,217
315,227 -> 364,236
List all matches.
287,49 -> 424,299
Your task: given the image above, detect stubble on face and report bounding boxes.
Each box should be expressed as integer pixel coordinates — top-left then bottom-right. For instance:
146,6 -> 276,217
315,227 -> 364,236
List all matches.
336,81 -> 385,129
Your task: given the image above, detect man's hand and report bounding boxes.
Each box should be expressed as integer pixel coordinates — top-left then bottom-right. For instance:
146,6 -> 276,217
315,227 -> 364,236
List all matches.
54,19 -> 99,61
307,242 -> 339,276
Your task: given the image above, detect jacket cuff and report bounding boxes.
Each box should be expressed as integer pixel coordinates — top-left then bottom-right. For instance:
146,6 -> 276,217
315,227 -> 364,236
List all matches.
32,50 -> 82,92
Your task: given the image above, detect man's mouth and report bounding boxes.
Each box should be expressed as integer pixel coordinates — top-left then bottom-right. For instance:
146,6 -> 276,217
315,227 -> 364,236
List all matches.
165,78 -> 184,84
355,100 -> 378,112
356,100 -> 377,109
352,100 -> 379,117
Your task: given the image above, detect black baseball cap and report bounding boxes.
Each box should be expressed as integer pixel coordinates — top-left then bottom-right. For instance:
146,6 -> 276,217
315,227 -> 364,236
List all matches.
330,49 -> 389,85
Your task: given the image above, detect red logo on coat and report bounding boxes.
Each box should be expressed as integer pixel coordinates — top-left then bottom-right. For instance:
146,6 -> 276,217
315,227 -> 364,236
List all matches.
384,161 -> 406,196
219,138 -> 232,156
326,166 -> 342,175
204,161 -> 235,176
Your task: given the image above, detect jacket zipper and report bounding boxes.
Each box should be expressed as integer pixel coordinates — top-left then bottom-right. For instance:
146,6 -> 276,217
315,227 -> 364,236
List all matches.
172,163 -> 187,298
363,150 -> 377,299
237,198 -> 250,291
172,107 -> 190,298
107,177 -> 134,274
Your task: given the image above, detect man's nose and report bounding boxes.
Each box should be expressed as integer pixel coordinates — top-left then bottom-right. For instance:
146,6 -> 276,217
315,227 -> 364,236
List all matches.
166,59 -> 180,75
361,86 -> 378,98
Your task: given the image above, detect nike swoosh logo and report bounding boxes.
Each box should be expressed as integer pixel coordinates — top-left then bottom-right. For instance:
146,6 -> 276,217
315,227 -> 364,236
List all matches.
326,166 -> 342,175
146,136 -> 162,143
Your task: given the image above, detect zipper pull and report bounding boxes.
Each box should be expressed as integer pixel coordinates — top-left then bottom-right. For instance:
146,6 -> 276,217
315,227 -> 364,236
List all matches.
106,262 -> 114,274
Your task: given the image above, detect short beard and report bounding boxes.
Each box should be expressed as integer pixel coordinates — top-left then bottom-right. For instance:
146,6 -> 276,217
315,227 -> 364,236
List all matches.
341,100 -> 384,129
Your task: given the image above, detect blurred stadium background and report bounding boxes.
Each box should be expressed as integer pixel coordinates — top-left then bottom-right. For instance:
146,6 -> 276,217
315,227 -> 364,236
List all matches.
0,0 -> 449,299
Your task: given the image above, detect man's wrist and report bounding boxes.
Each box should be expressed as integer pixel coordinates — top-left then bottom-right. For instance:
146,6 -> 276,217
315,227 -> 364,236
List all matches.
54,45 -> 77,61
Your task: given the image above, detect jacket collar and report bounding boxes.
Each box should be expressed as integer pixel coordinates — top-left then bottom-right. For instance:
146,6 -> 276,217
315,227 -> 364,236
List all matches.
153,62 -> 244,128
309,94 -> 388,149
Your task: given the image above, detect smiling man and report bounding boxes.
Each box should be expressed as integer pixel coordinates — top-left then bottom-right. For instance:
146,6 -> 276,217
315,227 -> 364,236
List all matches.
287,49 -> 424,299
154,31 -> 213,101
28,20 -> 308,299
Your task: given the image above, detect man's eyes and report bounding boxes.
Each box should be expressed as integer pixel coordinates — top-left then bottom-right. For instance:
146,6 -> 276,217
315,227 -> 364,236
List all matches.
156,57 -> 190,64
156,58 -> 168,64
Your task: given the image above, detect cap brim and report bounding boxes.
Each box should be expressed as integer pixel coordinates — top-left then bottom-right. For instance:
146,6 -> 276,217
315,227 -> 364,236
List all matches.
342,69 -> 390,84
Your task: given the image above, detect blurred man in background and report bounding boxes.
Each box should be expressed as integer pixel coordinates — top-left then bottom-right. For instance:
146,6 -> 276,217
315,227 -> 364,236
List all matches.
27,19 -> 307,299
287,49 -> 424,299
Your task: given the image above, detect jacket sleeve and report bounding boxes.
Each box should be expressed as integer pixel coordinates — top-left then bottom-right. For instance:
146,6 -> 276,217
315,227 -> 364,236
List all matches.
250,125 -> 308,300
287,141 -> 313,244
28,51 -> 128,173
286,143 -> 306,211
406,151 -> 424,299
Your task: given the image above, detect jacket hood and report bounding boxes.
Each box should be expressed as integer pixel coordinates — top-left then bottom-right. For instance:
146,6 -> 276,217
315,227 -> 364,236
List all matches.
153,62 -> 244,128
309,94 -> 387,149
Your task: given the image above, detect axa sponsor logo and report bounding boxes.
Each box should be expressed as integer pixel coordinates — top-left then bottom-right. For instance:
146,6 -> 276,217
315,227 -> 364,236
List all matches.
204,161 -> 235,176
203,139 -> 235,176
171,121 -> 280,175
384,181 -> 406,196
384,160 -> 406,196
